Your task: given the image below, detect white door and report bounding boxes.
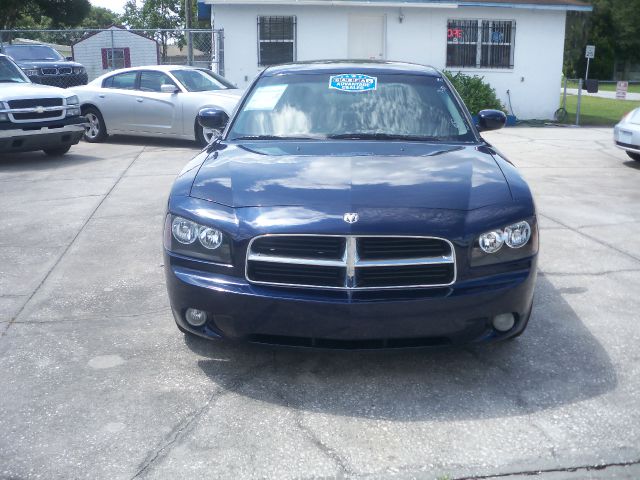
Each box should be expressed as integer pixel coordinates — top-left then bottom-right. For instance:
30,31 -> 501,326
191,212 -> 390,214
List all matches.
348,14 -> 386,60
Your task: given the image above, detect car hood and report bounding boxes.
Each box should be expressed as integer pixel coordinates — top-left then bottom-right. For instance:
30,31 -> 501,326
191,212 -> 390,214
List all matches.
198,88 -> 243,100
15,60 -> 83,69
0,82 -> 67,99
190,141 -> 512,211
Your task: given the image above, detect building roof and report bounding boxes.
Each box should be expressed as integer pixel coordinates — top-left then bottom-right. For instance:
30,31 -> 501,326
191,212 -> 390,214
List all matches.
206,0 -> 591,10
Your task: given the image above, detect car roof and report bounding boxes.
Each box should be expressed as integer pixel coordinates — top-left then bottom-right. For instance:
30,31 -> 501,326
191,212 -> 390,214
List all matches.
262,60 -> 441,77
103,65 -> 206,75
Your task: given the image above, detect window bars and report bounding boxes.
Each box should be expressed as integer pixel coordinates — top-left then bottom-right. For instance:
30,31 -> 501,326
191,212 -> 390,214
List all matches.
447,20 -> 516,69
257,16 -> 296,66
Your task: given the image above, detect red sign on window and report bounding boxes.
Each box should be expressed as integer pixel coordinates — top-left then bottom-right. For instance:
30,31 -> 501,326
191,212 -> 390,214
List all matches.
448,28 -> 463,39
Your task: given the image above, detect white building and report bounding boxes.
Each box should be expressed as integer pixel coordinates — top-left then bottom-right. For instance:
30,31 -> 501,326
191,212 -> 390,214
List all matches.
72,26 -> 159,81
205,0 -> 591,119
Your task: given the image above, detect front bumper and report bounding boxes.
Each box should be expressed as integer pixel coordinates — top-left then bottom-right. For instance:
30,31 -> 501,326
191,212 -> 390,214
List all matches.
165,253 -> 537,348
614,124 -> 640,153
0,118 -> 86,153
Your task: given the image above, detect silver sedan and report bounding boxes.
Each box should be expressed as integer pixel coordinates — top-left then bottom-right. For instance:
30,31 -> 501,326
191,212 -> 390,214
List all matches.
71,65 -> 242,146
614,108 -> 640,161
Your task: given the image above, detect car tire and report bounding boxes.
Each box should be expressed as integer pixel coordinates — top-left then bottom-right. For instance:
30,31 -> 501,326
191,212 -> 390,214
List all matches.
195,121 -> 219,148
627,151 -> 640,162
83,106 -> 108,143
43,145 -> 72,156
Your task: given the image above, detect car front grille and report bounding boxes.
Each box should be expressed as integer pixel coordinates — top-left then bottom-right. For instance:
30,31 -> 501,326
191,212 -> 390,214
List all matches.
6,98 -> 65,122
246,235 -> 455,289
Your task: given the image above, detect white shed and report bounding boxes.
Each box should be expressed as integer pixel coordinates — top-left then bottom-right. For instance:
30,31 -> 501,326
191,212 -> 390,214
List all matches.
72,26 -> 159,81
205,0 -> 592,120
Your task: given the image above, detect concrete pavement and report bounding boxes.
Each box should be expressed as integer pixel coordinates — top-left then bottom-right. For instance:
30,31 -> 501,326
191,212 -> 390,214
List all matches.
1,129 -> 640,479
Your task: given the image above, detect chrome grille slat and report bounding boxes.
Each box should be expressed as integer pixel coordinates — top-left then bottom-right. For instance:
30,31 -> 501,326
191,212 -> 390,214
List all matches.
246,235 -> 456,290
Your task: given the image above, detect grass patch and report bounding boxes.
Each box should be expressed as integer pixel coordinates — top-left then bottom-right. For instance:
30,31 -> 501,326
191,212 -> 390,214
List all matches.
565,80 -> 640,94
560,94 -> 640,126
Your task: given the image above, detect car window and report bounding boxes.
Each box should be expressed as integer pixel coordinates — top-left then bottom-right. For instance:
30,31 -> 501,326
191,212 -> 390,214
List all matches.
228,73 -> 474,142
107,71 -> 137,90
0,56 -> 29,83
3,45 -> 63,61
170,69 -> 232,92
139,71 -> 177,92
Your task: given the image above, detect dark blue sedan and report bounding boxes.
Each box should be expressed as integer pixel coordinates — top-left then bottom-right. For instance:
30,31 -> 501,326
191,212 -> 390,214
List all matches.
163,61 -> 538,349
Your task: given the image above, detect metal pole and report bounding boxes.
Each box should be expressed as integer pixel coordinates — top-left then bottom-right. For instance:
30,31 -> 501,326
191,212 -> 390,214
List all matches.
576,78 -> 583,126
585,57 -> 590,82
562,76 -> 568,110
185,0 -> 193,65
110,29 -> 115,71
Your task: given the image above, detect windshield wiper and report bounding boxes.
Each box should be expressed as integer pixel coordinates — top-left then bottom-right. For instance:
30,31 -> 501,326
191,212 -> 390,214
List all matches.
231,135 -> 324,141
327,133 -> 441,142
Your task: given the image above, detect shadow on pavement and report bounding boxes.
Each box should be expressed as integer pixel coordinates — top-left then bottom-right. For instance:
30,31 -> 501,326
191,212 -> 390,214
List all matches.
187,274 -> 617,421
106,135 -> 199,149
0,151 -> 102,171
622,160 -> 640,170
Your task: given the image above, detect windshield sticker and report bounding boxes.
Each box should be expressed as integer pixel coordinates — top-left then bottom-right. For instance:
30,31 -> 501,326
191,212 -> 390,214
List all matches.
245,84 -> 288,111
329,74 -> 377,93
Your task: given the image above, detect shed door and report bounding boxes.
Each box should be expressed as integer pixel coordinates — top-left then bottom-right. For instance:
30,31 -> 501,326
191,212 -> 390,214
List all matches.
348,14 -> 386,60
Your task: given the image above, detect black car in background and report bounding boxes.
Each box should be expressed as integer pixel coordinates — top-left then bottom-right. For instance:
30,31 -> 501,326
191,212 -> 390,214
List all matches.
0,44 -> 88,88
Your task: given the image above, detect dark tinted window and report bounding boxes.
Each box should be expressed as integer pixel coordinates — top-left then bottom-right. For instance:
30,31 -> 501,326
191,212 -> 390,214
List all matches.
139,71 -> 176,92
171,69 -> 232,92
0,56 -> 29,83
3,45 -> 63,61
107,71 -> 137,90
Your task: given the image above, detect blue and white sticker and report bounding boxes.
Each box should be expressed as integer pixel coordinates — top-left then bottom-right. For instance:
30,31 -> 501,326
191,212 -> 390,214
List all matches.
329,74 -> 377,93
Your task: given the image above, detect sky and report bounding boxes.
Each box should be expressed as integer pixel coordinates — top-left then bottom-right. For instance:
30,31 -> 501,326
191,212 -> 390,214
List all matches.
90,0 -> 129,14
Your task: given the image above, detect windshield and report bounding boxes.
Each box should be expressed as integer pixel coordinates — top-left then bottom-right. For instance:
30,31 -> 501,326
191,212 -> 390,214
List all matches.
227,73 -> 474,142
4,45 -> 64,61
0,56 -> 29,83
171,69 -> 234,92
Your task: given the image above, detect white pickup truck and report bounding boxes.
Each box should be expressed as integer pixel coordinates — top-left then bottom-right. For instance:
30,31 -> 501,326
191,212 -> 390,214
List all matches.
0,53 -> 86,156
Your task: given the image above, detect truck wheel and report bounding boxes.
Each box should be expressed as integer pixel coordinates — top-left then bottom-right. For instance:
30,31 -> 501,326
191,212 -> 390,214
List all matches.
627,152 -> 640,162
43,146 -> 71,156
83,107 -> 107,143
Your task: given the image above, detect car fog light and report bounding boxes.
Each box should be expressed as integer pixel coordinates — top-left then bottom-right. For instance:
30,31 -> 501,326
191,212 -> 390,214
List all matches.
479,230 -> 504,253
504,221 -> 531,249
493,313 -> 515,332
198,226 -> 223,250
185,308 -> 208,327
171,216 -> 198,244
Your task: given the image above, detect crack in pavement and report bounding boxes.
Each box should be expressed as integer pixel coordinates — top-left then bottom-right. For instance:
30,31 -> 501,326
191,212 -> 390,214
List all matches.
1,146 -> 147,337
451,457 -> 640,480
539,213 -> 640,265
130,359 -> 273,479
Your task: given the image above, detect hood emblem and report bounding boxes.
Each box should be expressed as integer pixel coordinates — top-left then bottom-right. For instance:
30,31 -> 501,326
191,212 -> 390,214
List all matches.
343,213 -> 359,224
36,106 -> 45,113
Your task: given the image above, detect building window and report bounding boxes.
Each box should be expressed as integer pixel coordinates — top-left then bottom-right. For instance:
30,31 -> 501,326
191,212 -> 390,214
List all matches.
257,16 -> 296,66
446,20 -> 515,69
101,47 -> 131,70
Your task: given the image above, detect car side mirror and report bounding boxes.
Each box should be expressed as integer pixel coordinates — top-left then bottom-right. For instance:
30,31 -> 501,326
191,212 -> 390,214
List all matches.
65,56 -> 73,61
198,107 -> 229,131
476,109 -> 507,132
160,84 -> 179,94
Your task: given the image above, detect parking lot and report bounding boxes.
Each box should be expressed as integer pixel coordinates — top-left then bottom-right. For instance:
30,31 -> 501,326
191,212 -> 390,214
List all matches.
1,127 -> 640,479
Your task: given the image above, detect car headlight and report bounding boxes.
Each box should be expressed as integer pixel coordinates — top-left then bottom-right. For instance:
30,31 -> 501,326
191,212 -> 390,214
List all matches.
472,219 -> 537,266
164,215 -> 232,264
65,95 -> 79,105
23,68 -> 39,76
73,67 -> 85,74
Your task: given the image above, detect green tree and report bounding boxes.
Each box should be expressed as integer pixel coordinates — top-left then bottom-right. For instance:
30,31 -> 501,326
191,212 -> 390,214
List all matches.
81,6 -> 121,29
564,0 -> 640,80
1,0 -> 91,30
121,0 -> 185,61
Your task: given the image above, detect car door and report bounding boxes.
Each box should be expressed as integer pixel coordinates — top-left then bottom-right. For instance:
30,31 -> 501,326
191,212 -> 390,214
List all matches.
96,70 -> 139,132
130,70 -> 181,135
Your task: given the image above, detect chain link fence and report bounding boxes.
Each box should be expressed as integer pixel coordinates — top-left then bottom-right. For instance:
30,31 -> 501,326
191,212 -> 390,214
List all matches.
0,28 -> 224,88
